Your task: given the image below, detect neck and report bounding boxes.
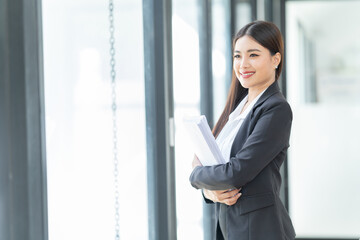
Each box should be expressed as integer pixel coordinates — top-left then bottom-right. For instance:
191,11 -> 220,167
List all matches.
247,80 -> 275,102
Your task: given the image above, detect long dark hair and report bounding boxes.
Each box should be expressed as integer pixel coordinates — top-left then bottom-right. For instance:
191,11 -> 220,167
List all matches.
212,21 -> 284,138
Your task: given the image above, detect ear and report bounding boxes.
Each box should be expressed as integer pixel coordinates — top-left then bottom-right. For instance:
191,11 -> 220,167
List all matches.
272,52 -> 281,69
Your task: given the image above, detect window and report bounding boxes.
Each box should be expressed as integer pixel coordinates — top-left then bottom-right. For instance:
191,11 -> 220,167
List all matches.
43,0 -> 148,239
172,0 -> 203,238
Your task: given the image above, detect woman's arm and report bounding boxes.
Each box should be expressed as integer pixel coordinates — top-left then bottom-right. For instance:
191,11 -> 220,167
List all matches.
193,155 -> 242,205
189,101 -> 292,190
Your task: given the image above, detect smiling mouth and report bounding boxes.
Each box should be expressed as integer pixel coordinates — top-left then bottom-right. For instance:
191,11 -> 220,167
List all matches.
240,72 -> 255,78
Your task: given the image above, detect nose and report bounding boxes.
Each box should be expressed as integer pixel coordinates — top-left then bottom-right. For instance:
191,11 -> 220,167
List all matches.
240,56 -> 250,69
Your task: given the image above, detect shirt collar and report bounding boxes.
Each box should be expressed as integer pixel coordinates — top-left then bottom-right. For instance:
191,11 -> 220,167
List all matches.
228,95 -> 248,121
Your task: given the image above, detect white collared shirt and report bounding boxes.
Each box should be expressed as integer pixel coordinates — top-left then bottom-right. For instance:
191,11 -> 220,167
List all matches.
216,88 -> 267,163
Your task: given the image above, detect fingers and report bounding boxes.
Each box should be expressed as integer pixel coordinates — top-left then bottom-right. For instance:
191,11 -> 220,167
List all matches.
204,188 -> 242,205
222,192 -> 242,206
226,188 -> 241,197
214,188 -> 241,201
215,189 -> 242,206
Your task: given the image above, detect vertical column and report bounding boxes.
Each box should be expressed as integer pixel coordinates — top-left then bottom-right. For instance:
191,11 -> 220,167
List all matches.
0,2 -> 12,237
272,0 -> 287,97
198,0 -> 216,239
251,0 -> 258,21
264,0 -> 274,22
225,0 -> 236,92
0,0 -> 48,239
142,0 -> 177,239
278,0 -> 289,211
199,0 -> 214,127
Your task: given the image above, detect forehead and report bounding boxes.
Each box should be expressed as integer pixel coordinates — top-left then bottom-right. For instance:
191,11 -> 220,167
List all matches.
234,35 -> 266,52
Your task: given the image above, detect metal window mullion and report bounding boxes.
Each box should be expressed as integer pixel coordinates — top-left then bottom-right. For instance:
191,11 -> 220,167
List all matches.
142,0 -> 177,239
23,0 -> 49,238
0,0 -> 48,239
225,0 -> 235,92
199,0 -> 214,126
198,0 -> 216,240
251,0 -> 258,21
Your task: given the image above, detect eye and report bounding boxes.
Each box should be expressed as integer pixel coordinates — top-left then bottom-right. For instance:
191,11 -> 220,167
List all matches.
250,53 -> 259,57
233,54 -> 241,59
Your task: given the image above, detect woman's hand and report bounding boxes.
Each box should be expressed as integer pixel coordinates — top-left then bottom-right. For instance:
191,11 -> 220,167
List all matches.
192,155 -> 202,169
203,188 -> 242,206
192,155 -> 241,205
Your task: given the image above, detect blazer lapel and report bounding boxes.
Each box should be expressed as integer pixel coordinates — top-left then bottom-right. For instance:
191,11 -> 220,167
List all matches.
229,81 -> 281,157
252,81 -> 281,112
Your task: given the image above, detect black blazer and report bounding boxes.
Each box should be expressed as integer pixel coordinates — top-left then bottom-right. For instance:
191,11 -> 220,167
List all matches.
190,81 -> 296,240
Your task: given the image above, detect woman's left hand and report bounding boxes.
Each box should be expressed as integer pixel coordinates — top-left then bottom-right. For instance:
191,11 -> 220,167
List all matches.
203,188 -> 242,206
192,155 -> 202,169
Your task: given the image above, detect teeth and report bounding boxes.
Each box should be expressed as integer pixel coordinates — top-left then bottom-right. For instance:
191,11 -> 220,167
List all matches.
242,72 -> 254,76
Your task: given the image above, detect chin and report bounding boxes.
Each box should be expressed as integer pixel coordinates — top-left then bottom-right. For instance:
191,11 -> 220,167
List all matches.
239,79 -> 252,89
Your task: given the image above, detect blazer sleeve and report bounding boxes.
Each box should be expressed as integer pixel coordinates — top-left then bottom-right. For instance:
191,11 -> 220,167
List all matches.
189,101 -> 292,190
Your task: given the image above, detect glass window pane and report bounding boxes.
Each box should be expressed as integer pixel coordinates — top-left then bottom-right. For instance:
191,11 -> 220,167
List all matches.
286,1 -> 360,237
212,0 -> 230,119
43,0 -> 147,239
172,0 -> 203,239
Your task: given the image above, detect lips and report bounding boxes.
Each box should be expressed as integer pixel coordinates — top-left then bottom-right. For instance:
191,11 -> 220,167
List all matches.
240,71 -> 255,78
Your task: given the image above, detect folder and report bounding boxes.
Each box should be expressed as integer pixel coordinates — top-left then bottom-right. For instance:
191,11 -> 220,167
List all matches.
183,115 -> 226,166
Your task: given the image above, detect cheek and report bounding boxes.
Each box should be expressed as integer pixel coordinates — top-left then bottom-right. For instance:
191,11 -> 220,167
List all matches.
255,60 -> 272,73
233,60 -> 240,70
250,59 -> 263,68
233,61 -> 241,78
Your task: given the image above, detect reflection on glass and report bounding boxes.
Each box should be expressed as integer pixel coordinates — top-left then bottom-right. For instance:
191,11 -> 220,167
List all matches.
212,0 -> 230,121
286,1 -> 360,238
172,0 -> 203,239
43,0 -> 147,239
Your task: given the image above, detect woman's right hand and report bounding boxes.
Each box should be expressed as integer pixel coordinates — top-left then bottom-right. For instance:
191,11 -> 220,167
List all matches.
203,188 -> 242,206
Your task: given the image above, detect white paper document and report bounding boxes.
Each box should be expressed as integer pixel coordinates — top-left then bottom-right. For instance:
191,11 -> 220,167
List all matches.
183,115 -> 226,166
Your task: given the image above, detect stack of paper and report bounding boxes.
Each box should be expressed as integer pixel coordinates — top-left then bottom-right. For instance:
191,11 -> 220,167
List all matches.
183,115 -> 226,166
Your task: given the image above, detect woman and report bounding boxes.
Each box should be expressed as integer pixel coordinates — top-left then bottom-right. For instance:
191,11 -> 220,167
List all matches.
190,21 -> 296,240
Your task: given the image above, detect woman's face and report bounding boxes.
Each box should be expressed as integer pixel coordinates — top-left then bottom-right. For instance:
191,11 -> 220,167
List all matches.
233,35 -> 280,90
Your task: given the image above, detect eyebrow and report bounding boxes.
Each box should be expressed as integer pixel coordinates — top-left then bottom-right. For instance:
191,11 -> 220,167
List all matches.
234,49 -> 261,53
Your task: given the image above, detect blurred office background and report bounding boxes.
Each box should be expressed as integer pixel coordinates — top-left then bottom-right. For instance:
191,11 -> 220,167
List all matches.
1,0 -> 359,240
